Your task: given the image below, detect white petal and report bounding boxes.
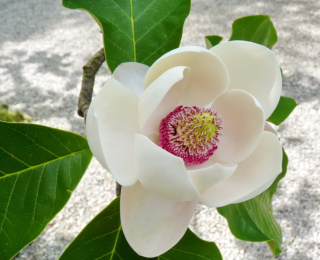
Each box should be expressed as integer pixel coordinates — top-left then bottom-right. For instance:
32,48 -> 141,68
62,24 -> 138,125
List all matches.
87,79 -> 140,186
144,46 -> 229,107
211,89 -> 265,163
121,182 -> 197,257
264,121 -> 277,136
200,131 -> 283,207
138,66 -> 190,135
135,134 -> 200,201
112,62 -> 149,98
188,161 -> 237,194
232,176 -> 277,204
185,155 -> 233,171
210,41 -> 282,118
86,90 -> 110,171
259,66 -> 282,119
185,157 -> 218,171
146,132 -> 159,144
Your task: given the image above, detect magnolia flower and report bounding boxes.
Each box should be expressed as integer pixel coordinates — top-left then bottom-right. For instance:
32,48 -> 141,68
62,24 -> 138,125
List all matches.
86,41 -> 283,257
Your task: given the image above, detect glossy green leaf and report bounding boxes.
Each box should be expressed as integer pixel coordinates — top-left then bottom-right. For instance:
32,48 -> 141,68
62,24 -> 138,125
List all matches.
59,196 -> 222,260
217,149 -> 288,256
0,121 -> 92,260
205,35 -> 223,49
230,15 -> 277,49
161,228 -> 222,260
63,0 -> 191,72
268,96 -> 298,125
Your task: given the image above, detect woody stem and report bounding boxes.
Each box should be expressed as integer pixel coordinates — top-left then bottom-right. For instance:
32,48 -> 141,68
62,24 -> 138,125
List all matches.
78,47 -> 122,196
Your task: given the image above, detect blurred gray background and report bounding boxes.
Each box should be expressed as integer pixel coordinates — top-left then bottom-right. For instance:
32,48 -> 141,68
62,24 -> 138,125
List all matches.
0,0 -> 319,259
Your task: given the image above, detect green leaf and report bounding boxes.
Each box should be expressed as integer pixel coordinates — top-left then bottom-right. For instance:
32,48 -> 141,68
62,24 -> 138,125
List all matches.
217,149 -> 288,256
205,35 -> 223,49
0,121 -> 92,260
229,15 -> 277,49
161,229 -> 222,260
59,196 -> 222,260
268,96 -> 298,125
63,0 -> 191,72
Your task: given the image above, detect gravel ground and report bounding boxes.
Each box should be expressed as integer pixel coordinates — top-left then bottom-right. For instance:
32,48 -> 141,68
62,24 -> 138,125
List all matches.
0,0 -> 319,259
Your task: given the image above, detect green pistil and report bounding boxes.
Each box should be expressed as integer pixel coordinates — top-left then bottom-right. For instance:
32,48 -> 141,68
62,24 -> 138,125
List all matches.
176,112 -> 219,147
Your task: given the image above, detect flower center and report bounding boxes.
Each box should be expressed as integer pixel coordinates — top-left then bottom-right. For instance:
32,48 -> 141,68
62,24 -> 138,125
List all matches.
158,106 -> 223,165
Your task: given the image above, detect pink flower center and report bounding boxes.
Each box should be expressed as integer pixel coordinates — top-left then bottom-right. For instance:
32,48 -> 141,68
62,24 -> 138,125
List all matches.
158,106 -> 223,165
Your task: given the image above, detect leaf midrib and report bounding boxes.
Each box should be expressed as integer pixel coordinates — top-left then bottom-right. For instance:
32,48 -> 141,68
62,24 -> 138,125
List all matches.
236,204 -> 269,240
0,148 -> 90,179
130,0 -> 136,62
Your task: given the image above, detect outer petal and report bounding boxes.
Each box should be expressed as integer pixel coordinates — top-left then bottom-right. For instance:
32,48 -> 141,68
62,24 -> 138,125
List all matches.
210,41 -> 282,118
200,131 -> 283,207
211,89 -> 265,163
259,66 -> 282,119
135,134 -> 200,201
138,66 -> 190,135
86,89 -> 110,171
112,62 -> 149,98
86,79 -> 140,186
232,176 -> 277,204
264,121 -> 277,135
188,162 -> 237,194
144,46 -> 229,107
121,182 -> 197,257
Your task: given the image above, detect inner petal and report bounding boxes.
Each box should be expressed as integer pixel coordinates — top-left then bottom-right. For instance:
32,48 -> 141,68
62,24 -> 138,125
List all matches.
158,106 -> 222,165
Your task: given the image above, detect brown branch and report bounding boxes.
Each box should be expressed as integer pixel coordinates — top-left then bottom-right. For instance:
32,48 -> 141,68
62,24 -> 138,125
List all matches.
78,47 -> 105,120
116,182 -> 122,197
78,47 -> 122,196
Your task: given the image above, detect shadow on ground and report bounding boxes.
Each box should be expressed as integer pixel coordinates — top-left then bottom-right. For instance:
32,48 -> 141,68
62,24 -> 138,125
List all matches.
1,0 -> 319,259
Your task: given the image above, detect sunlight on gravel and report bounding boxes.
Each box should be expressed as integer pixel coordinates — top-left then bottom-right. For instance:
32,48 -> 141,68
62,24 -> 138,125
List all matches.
0,0 -> 319,259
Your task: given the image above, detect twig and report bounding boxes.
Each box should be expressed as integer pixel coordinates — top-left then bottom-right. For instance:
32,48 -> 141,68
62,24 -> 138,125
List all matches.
78,47 -> 105,120
116,183 -> 122,197
78,47 -> 122,196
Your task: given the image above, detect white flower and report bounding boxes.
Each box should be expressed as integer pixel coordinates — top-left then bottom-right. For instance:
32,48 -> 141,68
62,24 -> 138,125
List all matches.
86,41 -> 283,257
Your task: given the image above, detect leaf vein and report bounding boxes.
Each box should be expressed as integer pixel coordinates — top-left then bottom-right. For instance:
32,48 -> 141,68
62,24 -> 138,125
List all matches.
32,166 -> 45,221
49,159 -> 61,218
141,27 -> 180,63
0,146 -> 30,167
0,174 -> 19,237
1,124 -> 60,158
0,149 -> 89,179
109,224 -> 122,260
105,37 -> 134,59
46,130 -> 73,153
114,251 -> 124,260
171,248 -> 211,259
135,7 -> 178,43
133,0 -> 157,21
111,0 -> 131,19
100,17 -> 132,40
95,252 -> 111,260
